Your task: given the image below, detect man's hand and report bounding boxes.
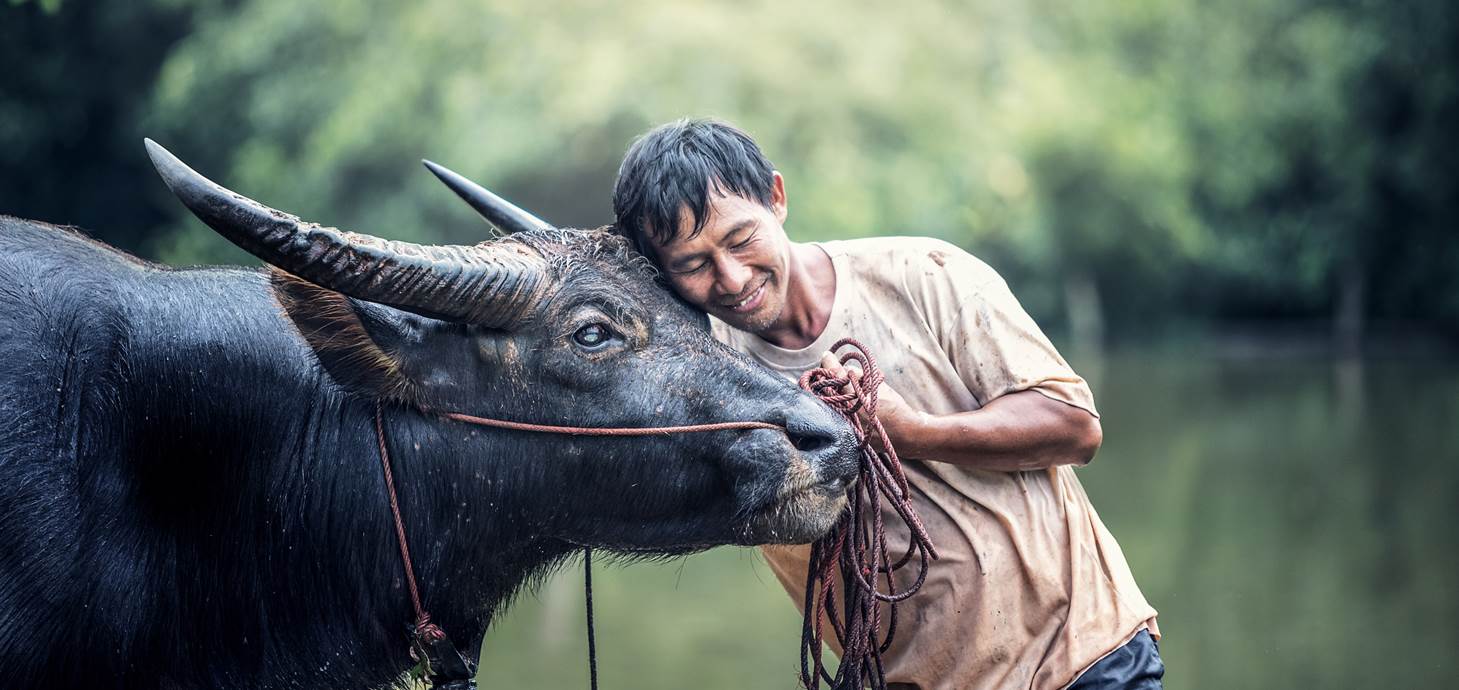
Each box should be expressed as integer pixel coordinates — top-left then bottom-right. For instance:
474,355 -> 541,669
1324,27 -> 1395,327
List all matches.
818,352 -> 925,452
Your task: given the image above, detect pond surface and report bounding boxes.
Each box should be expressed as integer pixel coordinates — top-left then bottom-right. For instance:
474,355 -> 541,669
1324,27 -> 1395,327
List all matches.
478,350 -> 1459,689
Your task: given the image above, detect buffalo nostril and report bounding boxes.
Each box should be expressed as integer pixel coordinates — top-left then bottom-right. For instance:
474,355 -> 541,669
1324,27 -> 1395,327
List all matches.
790,430 -> 834,453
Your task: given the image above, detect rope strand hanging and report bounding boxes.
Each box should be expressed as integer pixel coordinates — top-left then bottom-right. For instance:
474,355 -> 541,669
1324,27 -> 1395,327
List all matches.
796,338 -> 940,690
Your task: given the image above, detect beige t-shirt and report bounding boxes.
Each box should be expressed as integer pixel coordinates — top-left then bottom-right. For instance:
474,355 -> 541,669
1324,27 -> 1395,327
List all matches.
711,237 -> 1158,690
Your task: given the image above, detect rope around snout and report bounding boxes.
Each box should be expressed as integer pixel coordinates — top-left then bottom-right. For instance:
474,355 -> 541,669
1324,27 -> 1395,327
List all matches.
375,403 -> 787,689
797,338 -> 940,690
437,412 -> 781,436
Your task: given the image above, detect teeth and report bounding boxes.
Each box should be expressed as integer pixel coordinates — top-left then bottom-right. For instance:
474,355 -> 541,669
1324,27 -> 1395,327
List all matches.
733,285 -> 760,309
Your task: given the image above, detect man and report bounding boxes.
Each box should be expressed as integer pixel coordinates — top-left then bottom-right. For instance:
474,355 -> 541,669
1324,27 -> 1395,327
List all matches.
611,118 -> 1162,690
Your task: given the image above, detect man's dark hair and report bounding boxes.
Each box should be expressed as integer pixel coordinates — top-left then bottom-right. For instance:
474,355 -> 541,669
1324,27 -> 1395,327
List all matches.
612,118 -> 776,252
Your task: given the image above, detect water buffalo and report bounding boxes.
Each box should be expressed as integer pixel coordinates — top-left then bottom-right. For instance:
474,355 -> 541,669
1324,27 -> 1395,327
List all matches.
0,141 -> 859,689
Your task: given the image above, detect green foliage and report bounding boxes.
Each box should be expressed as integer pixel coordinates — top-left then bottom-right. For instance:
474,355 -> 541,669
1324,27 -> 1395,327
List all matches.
0,1 -> 193,254
3,0 -> 1456,338
8,0 -> 63,14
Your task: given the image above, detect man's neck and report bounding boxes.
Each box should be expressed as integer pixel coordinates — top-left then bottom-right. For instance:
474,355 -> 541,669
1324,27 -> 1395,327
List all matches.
758,241 -> 836,350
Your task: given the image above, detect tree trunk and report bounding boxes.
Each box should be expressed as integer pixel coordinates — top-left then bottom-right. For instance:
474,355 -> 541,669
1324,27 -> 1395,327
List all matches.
1335,258 -> 1365,358
1065,269 -> 1105,355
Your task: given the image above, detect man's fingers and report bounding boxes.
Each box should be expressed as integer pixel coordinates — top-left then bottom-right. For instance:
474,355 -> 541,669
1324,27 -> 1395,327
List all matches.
819,352 -> 854,396
819,352 -> 848,382
819,351 -> 873,399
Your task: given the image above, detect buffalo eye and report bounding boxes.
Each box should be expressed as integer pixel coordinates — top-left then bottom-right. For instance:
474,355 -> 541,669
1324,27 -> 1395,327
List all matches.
572,323 -> 615,351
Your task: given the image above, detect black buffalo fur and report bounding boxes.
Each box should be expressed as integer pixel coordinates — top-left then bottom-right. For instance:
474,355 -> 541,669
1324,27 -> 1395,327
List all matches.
0,216 -> 854,689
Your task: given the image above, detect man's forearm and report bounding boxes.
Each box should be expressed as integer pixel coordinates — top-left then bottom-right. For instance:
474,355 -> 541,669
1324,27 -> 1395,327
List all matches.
887,390 -> 1102,472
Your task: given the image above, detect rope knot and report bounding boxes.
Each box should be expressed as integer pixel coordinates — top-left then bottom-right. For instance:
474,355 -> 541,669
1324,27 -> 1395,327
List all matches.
413,613 -> 446,644
799,347 -> 886,422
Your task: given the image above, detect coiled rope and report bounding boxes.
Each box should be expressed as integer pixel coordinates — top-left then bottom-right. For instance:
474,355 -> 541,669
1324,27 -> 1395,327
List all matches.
796,338 -> 940,690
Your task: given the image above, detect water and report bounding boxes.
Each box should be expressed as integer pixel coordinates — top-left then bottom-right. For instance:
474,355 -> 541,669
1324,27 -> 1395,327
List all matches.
477,351 -> 1459,689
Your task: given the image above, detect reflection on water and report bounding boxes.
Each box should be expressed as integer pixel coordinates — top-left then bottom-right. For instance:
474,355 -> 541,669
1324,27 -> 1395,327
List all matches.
478,351 -> 1459,689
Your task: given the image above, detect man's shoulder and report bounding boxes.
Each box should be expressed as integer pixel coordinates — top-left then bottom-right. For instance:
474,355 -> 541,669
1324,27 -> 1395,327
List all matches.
822,234 -> 960,259
823,235 -> 1003,293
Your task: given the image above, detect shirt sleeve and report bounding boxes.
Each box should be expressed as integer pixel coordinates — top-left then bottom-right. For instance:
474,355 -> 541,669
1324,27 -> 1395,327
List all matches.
903,240 -> 1099,416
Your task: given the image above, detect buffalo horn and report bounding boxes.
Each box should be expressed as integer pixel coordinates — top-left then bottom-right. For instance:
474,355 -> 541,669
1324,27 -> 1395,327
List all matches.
422,159 -> 551,234
144,139 -> 545,328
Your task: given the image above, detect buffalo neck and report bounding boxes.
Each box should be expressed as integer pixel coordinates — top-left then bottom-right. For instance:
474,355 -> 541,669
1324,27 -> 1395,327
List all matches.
88,267 -> 572,688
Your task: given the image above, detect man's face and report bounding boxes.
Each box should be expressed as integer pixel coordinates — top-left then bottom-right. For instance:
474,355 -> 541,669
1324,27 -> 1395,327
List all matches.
647,174 -> 792,334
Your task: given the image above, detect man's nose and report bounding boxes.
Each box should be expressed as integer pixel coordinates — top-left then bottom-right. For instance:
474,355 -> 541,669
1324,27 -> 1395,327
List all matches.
713,255 -> 753,295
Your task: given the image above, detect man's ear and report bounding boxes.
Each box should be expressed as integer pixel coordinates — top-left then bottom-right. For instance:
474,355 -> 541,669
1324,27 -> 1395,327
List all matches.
770,171 -> 788,224
270,269 -> 423,404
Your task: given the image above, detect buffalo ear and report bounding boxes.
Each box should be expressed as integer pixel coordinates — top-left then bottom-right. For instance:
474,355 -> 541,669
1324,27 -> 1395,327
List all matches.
270,269 -> 423,404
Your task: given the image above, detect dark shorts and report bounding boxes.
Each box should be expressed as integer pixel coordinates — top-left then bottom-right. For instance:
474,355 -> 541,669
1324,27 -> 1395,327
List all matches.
884,629 -> 1164,690
1067,629 -> 1165,690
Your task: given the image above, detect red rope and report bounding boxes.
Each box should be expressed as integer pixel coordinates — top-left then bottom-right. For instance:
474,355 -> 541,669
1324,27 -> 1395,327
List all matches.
439,411 -> 779,436
374,403 -> 445,648
797,338 -> 939,690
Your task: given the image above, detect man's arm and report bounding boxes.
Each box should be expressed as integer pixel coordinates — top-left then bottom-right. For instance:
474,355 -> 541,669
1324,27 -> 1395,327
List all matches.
825,353 -> 1102,472
881,387 -> 1102,471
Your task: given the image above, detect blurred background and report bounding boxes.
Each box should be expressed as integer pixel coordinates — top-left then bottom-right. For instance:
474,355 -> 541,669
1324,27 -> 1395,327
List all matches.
3,0 -> 1456,687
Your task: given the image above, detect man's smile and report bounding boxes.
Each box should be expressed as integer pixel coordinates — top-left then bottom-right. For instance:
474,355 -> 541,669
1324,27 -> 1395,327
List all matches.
721,276 -> 769,314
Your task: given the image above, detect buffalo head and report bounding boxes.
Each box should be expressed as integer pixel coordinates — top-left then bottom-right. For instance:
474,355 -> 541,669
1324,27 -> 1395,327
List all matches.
144,140 -> 858,549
